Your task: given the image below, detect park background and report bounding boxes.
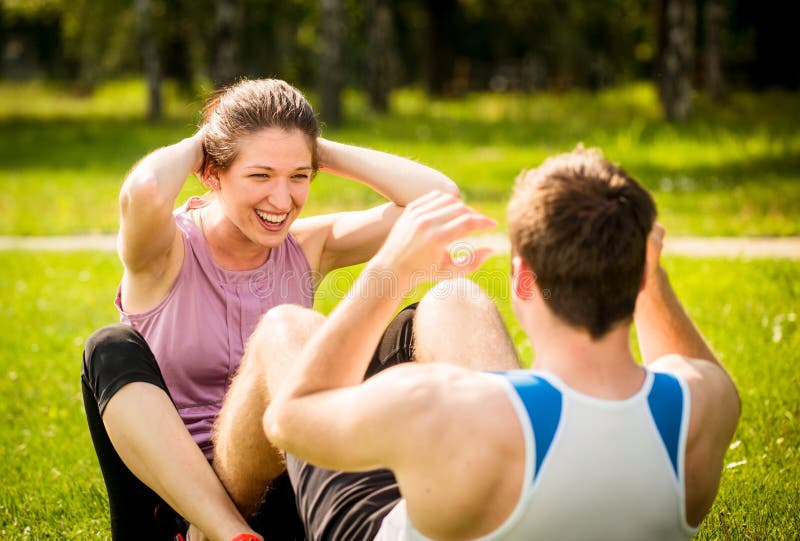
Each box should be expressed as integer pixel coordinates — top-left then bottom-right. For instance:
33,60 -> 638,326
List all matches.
1,0 -> 798,539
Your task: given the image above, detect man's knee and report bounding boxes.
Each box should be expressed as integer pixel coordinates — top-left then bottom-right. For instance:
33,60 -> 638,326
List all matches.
417,278 -> 492,318
242,305 -> 325,384
251,304 -> 325,348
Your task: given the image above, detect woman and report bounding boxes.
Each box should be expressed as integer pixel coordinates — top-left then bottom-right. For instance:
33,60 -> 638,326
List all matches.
81,79 -> 458,541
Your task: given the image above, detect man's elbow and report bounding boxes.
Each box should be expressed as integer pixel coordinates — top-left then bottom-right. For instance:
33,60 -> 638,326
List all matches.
262,405 -> 290,450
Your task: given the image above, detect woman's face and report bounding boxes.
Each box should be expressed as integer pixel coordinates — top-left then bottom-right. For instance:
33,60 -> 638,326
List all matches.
215,127 -> 313,248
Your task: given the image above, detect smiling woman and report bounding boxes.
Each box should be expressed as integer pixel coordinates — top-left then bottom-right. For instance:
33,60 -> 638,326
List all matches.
79,78 -> 458,541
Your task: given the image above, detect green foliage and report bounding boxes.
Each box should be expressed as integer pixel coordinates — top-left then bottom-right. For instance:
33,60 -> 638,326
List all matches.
1,252 -> 798,539
1,79 -> 798,236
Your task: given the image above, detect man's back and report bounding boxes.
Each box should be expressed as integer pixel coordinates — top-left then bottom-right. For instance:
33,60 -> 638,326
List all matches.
494,369 -> 695,540
376,367 -> 697,541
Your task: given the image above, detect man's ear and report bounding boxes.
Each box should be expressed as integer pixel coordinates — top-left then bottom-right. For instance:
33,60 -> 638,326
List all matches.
512,256 -> 537,300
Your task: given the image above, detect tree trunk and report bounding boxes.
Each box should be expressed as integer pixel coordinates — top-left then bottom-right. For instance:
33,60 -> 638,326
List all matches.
657,0 -> 696,121
212,0 -> 243,88
319,0 -> 345,125
366,0 -> 395,112
135,0 -> 162,121
425,0 -> 457,96
704,0 -> 725,100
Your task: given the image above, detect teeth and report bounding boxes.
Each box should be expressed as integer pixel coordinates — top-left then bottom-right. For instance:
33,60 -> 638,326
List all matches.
256,210 -> 288,223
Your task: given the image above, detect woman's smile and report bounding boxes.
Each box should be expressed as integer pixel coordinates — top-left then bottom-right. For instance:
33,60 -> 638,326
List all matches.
255,208 -> 291,231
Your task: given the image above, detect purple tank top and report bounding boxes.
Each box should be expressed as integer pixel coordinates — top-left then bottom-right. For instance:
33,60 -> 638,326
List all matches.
115,199 -> 314,458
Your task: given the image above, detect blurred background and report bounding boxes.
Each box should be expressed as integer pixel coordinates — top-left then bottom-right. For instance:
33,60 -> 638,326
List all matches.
2,0 -> 799,123
1,2 -> 799,539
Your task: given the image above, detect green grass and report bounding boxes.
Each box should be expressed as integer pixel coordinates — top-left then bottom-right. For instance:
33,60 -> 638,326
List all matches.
1,251 -> 797,539
2,79 -> 799,236
1,79 -> 798,539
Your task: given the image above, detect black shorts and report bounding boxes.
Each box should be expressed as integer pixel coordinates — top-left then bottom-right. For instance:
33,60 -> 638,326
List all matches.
285,303 -> 417,541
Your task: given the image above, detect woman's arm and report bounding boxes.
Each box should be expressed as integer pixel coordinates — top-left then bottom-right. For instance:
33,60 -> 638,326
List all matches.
118,129 -> 204,273
317,138 -> 460,203
292,140 -> 460,276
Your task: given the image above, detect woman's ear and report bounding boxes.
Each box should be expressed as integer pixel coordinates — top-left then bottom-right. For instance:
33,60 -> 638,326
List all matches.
203,164 -> 221,191
511,256 -> 537,301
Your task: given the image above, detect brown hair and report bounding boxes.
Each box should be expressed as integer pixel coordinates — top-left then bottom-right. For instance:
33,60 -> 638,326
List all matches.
508,147 -> 656,339
199,78 -> 319,185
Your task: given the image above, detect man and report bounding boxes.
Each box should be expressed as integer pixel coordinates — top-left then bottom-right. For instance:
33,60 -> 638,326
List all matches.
257,148 -> 740,540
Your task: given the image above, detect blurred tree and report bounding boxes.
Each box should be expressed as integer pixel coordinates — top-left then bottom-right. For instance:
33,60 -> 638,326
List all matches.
4,0 -> 799,110
746,0 -> 800,89
62,0 -> 137,93
657,0 -> 696,121
704,0 -> 725,100
211,0 -> 243,87
425,0 -> 457,95
159,0 -> 198,97
135,0 -> 162,120
319,0 -> 344,124
365,0 -> 396,112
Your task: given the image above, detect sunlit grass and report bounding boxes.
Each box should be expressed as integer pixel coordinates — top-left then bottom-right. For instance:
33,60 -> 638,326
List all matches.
1,79 -> 798,236
0,251 -> 797,539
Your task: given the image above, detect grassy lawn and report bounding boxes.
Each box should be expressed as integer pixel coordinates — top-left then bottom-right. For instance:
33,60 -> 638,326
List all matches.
1,80 -> 799,236
1,80 -> 798,539
1,251 -> 798,539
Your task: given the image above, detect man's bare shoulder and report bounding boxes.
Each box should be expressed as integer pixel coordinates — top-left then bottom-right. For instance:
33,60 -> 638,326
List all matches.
369,364 -> 526,540
649,354 -> 740,525
649,354 -> 739,411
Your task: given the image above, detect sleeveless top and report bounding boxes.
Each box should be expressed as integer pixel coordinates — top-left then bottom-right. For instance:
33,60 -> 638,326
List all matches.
115,198 -> 315,459
377,368 -> 698,541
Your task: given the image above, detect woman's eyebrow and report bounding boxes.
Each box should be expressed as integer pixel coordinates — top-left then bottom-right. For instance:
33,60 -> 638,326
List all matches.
244,165 -> 313,171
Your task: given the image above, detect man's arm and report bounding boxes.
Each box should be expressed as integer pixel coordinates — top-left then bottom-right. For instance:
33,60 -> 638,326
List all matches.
634,224 -> 740,525
264,191 -> 496,469
634,224 -> 736,385
635,265 -> 718,365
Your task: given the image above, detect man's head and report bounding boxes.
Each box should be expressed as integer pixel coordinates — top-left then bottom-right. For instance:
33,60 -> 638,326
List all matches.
508,147 -> 656,339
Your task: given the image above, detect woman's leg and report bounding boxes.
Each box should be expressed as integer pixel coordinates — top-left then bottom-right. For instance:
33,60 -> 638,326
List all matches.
82,373 -> 181,539
82,324 -> 259,541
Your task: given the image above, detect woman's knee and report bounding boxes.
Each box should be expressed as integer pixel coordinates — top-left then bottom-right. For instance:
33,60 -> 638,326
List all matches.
82,324 -> 163,410
83,324 -> 145,375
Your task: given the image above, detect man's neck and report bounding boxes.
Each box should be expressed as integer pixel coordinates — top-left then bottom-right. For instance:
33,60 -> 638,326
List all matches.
530,322 -> 646,400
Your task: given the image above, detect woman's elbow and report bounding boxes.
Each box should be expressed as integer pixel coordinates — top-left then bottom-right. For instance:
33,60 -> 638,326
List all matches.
438,176 -> 461,198
120,173 -> 168,216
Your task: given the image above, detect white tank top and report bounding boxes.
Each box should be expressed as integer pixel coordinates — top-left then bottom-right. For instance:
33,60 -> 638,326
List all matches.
376,368 -> 698,541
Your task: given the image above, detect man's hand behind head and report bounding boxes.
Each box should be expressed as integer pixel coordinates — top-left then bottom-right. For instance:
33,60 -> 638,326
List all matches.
372,190 -> 496,292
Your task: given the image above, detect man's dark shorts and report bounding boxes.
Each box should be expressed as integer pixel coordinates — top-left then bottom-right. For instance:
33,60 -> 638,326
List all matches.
285,303 -> 417,541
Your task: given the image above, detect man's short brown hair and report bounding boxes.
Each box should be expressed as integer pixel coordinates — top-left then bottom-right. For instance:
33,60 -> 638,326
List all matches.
508,147 -> 656,339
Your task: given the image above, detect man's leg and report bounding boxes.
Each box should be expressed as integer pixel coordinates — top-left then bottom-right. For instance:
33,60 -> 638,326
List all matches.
257,304 -> 414,541
212,305 -> 325,518
414,278 -> 520,370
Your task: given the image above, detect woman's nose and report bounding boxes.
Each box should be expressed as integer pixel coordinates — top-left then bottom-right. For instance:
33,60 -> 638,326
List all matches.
267,179 -> 292,210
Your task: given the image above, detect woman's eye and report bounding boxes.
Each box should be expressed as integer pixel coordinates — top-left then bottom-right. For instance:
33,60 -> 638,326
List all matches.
250,174 -> 269,180
291,174 -> 309,181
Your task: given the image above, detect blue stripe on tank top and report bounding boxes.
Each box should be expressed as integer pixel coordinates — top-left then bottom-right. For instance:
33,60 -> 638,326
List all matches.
647,372 -> 684,479
504,372 -> 563,483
